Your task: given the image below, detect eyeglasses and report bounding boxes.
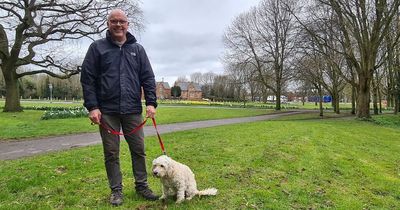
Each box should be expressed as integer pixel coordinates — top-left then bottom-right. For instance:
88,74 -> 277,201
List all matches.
109,20 -> 128,25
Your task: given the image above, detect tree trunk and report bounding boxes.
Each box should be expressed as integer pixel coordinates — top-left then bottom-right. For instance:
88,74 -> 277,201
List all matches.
332,90 -> 340,114
351,85 -> 356,115
372,76 -> 379,115
378,84 -> 382,114
356,74 -> 371,119
3,69 -> 22,112
331,97 -> 336,113
318,88 -> 324,117
275,87 -> 281,111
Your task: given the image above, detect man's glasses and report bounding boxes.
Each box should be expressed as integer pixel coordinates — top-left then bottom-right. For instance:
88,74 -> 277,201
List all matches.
109,20 -> 128,25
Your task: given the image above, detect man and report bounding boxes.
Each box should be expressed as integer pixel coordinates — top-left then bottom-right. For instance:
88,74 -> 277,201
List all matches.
80,9 -> 159,206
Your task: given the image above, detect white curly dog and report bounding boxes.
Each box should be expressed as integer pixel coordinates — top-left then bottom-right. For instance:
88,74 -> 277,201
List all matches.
152,155 -> 217,203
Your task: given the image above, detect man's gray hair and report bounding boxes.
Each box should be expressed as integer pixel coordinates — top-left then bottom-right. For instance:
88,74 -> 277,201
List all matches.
107,9 -> 128,21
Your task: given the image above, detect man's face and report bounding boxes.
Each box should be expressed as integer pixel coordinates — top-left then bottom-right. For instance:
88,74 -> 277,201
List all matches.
107,11 -> 129,42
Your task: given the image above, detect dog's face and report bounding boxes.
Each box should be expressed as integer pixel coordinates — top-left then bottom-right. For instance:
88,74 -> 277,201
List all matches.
152,155 -> 172,178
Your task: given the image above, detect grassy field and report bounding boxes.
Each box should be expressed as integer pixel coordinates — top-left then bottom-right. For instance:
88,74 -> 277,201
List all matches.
0,106 -> 273,140
0,100 -> 84,108
0,113 -> 399,209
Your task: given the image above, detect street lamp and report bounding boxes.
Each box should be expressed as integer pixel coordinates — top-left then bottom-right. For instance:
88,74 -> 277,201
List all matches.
48,83 -> 53,102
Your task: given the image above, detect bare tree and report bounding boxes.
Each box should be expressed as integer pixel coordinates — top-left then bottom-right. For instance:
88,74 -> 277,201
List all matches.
295,50 -> 327,116
297,8 -> 348,114
254,0 -> 298,110
223,0 -> 298,110
189,71 -> 217,98
292,0 -> 400,118
316,0 -> 400,118
190,72 -> 203,84
383,11 -> 400,114
0,0 -> 143,112
223,8 -> 269,102
210,74 -> 235,101
225,63 -> 250,104
175,76 -> 189,83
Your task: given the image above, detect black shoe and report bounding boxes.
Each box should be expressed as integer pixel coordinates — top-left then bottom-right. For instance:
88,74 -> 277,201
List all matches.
136,187 -> 159,201
110,190 -> 123,206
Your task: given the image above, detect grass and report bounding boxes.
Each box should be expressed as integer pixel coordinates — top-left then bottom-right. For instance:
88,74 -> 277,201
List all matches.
0,106 -> 273,140
369,114 -> 400,128
0,100 -> 84,108
0,114 -> 399,209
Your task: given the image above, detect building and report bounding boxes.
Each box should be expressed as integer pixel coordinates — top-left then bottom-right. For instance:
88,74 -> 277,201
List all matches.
156,81 -> 171,100
174,82 -> 202,100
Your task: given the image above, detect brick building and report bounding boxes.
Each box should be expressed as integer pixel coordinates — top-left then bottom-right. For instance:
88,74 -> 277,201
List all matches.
174,82 -> 202,100
156,82 -> 171,99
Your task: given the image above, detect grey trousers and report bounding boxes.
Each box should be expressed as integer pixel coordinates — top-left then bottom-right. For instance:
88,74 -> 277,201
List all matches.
99,114 -> 148,191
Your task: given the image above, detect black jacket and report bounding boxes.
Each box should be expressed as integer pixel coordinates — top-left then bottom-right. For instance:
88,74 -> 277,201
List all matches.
81,31 -> 157,114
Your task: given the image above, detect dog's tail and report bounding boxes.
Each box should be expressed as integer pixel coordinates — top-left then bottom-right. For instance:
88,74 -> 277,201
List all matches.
196,188 -> 218,196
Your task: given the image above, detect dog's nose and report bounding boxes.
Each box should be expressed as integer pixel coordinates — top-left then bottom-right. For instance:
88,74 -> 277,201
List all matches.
153,171 -> 158,176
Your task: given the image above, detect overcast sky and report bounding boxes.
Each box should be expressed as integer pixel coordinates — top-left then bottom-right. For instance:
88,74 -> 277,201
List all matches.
136,0 -> 260,86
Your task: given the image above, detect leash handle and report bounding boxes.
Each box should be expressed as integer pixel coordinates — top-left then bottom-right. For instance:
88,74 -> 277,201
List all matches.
151,117 -> 167,155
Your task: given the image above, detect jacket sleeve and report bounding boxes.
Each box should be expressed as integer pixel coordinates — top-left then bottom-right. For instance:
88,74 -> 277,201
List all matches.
80,42 -> 100,111
138,45 -> 158,108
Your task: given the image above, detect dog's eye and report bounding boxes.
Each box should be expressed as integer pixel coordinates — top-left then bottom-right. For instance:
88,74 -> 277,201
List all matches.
160,165 -> 164,168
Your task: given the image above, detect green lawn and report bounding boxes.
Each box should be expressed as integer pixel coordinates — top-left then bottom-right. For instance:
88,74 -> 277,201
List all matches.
0,106 -> 273,140
0,114 -> 399,209
0,100 -> 84,108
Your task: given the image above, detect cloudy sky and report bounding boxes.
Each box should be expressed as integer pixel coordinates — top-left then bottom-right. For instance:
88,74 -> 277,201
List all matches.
136,0 -> 260,86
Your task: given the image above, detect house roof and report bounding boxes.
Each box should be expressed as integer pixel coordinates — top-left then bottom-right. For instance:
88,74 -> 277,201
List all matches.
157,82 -> 170,89
175,82 -> 202,91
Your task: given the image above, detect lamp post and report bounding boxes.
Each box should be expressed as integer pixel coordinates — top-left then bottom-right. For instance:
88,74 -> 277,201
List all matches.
48,83 -> 53,102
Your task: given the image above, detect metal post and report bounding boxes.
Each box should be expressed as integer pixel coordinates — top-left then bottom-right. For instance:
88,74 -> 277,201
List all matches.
49,83 -> 53,102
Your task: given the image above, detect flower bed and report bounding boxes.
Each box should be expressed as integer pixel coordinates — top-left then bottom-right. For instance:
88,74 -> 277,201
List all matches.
41,107 -> 88,120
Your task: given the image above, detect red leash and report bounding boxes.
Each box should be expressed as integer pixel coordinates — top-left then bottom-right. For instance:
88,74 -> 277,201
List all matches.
151,118 -> 166,155
100,118 -> 148,136
99,117 -> 167,155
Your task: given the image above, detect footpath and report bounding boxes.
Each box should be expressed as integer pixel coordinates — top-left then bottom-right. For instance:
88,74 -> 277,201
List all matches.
0,111 -> 303,160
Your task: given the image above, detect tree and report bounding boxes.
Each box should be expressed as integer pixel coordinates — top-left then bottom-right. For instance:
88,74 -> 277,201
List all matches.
316,0 -> 400,118
296,8 -> 348,114
0,0 -> 143,112
190,72 -> 203,84
190,71 -> 217,98
208,74 -> 236,101
223,0 -> 298,110
0,70 -> 5,97
254,0 -> 298,110
295,51 -> 326,116
175,76 -> 189,83
171,86 -> 181,98
383,12 -> 400,114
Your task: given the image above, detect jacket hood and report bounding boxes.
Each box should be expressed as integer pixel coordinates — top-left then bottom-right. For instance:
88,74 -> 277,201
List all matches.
106,30 -> 137,44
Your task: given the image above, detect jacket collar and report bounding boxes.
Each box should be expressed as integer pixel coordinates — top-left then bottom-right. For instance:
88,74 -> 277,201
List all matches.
106,30 -> 137,45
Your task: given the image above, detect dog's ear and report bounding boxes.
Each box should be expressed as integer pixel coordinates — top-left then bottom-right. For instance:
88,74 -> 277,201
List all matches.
163,157 -> 176,177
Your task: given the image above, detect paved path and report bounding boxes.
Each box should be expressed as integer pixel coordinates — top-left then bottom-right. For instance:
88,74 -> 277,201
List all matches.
0,111 -> 303,160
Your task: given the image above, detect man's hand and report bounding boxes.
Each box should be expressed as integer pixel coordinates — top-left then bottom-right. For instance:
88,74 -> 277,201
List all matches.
146,105 -> 156,118
89,108 -> 102,124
